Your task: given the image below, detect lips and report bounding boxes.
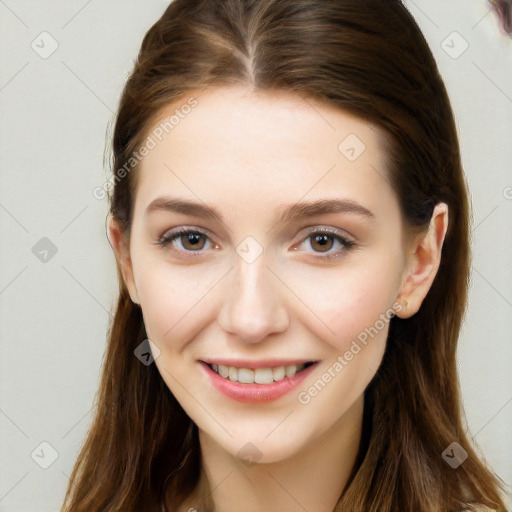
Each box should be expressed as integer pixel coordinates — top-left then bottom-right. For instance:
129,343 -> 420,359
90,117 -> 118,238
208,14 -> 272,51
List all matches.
199,359 -> 318,403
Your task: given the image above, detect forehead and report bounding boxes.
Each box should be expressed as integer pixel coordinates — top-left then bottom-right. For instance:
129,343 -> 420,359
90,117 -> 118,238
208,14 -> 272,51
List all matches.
134,86 -> 397,222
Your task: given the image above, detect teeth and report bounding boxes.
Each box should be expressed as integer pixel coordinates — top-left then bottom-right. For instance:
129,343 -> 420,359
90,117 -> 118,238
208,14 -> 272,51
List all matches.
238,368 -> 256,384
285,365 -> 297,377
211,363 -> 307,384
272,366 -> 285,381
254,367 -> 273,384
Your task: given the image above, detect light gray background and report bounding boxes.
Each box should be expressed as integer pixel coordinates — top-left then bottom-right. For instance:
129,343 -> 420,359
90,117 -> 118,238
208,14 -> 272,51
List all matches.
0,1 -> 511,510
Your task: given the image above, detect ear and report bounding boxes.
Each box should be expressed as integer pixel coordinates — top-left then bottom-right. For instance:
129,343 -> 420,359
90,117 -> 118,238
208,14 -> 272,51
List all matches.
106,213 -> 140,305
394,202 -> 449,319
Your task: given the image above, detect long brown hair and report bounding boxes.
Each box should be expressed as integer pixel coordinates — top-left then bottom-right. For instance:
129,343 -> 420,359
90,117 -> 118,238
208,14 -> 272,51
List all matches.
61,1 -> 509,510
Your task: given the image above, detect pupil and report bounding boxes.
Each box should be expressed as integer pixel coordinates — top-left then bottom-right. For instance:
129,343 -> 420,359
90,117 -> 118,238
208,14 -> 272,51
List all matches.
314,234 -> 332,252
184,233 -> 204,249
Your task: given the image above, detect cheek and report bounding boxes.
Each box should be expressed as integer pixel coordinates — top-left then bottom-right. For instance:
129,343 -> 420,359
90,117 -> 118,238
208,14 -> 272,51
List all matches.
134,260 -> 220,348
288,257 -> 400,355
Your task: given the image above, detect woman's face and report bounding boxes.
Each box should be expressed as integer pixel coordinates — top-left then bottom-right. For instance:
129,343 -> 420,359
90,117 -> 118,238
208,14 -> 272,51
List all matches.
119,86 -> 411,463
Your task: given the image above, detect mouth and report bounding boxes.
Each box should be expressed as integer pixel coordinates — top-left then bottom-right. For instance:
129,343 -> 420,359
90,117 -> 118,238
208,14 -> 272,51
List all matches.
199,359 -> 320,403
203,360 -> 318,385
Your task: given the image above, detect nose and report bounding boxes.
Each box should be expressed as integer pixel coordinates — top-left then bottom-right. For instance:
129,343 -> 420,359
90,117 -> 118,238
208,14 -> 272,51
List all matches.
217,255 -> 289,344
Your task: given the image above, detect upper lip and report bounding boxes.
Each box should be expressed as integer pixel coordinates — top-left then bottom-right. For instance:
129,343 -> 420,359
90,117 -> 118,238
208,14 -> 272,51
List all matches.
201,358 -> 318,369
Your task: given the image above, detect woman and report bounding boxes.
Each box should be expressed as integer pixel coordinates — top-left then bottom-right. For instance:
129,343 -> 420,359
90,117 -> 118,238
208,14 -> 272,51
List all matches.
61,0 -> 509,511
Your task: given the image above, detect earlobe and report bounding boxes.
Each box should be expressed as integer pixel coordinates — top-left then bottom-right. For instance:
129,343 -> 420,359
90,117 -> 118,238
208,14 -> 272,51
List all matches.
394,203 -> 449,319
106,213 -> 140,305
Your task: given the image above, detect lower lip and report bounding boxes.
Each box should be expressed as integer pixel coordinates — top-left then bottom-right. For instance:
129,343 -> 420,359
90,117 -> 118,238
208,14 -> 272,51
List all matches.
199,361 -> 319,403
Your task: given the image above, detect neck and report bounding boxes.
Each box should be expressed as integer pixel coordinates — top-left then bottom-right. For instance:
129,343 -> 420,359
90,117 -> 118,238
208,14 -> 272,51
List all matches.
189,396 -> 365,512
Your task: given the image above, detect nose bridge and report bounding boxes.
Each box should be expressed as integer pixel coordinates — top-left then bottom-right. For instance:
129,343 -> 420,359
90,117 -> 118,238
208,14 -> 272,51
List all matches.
218,250 -> 289,343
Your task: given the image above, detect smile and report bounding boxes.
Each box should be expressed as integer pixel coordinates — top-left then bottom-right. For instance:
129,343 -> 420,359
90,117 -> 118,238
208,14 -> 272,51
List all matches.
207,362 -> 315,384
199,360 -> 320,403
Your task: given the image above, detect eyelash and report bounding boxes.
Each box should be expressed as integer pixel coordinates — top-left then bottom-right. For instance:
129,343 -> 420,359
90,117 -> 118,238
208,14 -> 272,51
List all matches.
156,226 -> 356,261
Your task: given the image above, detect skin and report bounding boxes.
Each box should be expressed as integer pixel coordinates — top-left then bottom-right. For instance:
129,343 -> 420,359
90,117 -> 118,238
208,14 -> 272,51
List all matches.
107,85 -> 448,512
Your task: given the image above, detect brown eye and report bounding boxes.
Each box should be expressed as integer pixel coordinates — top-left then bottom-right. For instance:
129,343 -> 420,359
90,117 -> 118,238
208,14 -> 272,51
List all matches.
310,233 -> 335,253
157,228 -> 213,254
180,232 -> 207,251
297,228 -> 355,261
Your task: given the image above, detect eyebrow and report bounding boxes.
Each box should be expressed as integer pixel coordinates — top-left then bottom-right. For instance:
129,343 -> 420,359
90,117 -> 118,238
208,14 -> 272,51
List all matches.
145,196 -> 375,223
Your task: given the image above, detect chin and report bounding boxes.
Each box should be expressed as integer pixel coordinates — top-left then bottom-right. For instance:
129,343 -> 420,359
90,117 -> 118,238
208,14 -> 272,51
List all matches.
222,434 -> 309,466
